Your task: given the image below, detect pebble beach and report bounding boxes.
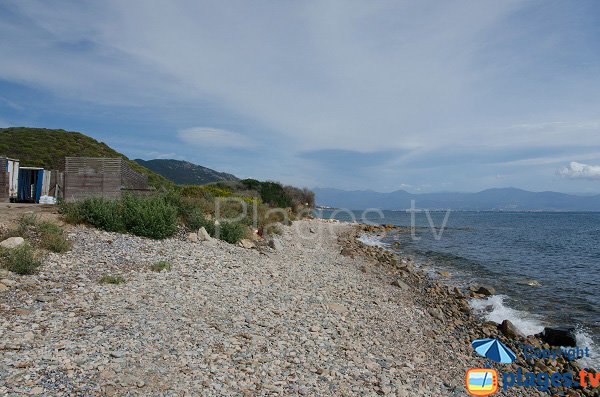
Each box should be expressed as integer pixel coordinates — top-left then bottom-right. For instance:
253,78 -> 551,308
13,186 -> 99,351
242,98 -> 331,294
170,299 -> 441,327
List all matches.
0,219 -> 596,396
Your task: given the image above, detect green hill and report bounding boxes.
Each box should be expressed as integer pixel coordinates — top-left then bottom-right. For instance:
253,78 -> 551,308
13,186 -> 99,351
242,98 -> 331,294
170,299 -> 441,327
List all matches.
135,159 -> 238,185
0,127 -> 172,189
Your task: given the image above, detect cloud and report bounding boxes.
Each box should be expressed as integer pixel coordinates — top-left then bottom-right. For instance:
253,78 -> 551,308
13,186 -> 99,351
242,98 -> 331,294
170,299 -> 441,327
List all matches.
2,1 -> 600,192
6,0 -> 600,153
178,127 -> 255,149
558,162 -> 600,180
145,151 -> 185,160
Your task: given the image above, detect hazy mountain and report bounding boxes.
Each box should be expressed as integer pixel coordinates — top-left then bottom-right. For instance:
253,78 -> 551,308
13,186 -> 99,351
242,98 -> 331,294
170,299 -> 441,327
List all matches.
135,159 -> 238,185
314,187 -> 600,211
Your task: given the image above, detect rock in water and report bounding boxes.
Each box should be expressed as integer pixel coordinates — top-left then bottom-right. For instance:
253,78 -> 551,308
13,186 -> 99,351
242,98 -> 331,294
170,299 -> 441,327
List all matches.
0,237 -> 25,249
541,327 -> 577,347
197,227 -> 212,241
476,286 -> 496,296
500,319 -> 522,338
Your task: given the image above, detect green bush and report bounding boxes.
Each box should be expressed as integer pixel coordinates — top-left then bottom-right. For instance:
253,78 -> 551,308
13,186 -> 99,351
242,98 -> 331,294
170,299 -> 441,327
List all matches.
60,194 -> 178,240
121,195 -> 178,239
185,208 -> 215,232
60,197 -> 124,232
0,244 -> 41,275
217,222 -> 245,244
38,221 -> 72,253
150,261 -> 172,272
18,213 -> 38,235
98,275 -> 126,284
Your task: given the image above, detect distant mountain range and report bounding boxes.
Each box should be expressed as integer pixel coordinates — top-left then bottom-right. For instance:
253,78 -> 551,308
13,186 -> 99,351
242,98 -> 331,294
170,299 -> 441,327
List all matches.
314,187 -> 600,211
135,159 -> 238,185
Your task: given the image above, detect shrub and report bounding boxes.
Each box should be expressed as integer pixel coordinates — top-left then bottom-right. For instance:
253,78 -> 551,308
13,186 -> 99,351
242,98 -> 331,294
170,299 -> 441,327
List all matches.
16,213 -> 39,236
121,195 -> 178,239
183,208 -> 214,233
0,244 -> 41,275
38,221 -> 72,253
217,222 -> 245,244
60,194 -> 178,240
98,275 -> 126,284
200,185 -> 232,198
60,197 -> 124,232
150,261 -> 172,272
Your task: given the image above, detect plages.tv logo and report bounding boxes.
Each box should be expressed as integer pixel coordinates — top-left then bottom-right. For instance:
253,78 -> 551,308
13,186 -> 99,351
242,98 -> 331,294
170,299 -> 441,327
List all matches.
466,368 -> 498,396
466,338 -> 516,396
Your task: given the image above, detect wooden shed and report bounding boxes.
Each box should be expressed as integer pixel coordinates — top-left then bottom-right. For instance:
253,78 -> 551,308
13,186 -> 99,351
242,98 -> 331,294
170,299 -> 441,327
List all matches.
63,157 -> 149,202
0,156 -> 20,202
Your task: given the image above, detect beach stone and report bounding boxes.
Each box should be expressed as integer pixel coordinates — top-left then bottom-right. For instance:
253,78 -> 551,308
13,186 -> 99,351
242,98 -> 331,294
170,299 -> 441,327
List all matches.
541,327 -> 577,347
0,283 -> 8,291
1,279 -> 17,287
268,237 -> 283,250
187,233 -> 198,242
239,239 -> 255,249
500,319 -> 521,339
428,308 -> 444,321
327,303 -> 348,315
197,227 -> 212,241
0,236 -> 24,249
391,279 -> 409,290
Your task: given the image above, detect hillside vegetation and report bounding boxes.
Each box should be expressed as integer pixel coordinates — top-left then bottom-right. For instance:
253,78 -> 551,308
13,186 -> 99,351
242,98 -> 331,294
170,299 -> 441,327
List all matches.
135,159 -> 239,185
0,127 -> 172,189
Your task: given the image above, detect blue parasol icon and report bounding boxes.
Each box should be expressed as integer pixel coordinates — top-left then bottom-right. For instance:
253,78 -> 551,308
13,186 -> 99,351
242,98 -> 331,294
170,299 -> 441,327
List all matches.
471,338 -> 516,364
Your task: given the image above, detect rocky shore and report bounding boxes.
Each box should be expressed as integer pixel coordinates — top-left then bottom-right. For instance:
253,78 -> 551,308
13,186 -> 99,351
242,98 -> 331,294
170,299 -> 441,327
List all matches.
0,219 -> 597,396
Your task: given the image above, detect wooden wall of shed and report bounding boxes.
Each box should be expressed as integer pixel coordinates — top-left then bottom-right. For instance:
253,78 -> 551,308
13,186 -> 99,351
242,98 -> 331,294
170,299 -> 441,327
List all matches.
64,157 -> 123,202
121,162 -> 148,190
63,157 -> 149,202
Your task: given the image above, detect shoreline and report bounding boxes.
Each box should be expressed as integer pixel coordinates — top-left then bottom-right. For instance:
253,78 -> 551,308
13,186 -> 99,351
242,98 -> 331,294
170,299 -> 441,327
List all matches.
338,221 -> 599,396
0,218 -> 597,396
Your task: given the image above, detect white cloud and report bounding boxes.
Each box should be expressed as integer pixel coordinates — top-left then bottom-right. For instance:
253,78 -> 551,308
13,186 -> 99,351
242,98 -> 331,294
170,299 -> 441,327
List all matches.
178,127 -> 255,149
145,151 -> 185,160
6,0 -> 596,152
558,162 -> 600,180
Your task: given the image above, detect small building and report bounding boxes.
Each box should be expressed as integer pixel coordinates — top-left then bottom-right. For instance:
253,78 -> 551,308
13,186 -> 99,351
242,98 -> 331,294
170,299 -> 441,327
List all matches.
0,157 -> 21,202
63,157 -> 149,202
17,166 -> 45,203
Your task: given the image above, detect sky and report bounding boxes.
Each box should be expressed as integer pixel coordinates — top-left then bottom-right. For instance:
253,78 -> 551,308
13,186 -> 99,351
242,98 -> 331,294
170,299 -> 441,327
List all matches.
1,0 -> 600,194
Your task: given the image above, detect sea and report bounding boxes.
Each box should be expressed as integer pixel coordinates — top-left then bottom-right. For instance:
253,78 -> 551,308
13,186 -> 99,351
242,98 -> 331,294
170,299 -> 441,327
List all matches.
316,209 -> 600,367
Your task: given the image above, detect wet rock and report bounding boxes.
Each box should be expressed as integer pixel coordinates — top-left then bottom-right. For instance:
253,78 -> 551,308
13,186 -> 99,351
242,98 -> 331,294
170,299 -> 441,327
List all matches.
475,286 -> 496,296
541,327 -> 577,347
500,319 -> 522,339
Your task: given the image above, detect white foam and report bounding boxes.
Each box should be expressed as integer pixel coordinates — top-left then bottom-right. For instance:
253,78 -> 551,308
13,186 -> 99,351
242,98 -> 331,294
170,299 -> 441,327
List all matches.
470,296 -> 600,368
357,233 -> 388,248
574,330 -> 600,368
469,295 -> 545,337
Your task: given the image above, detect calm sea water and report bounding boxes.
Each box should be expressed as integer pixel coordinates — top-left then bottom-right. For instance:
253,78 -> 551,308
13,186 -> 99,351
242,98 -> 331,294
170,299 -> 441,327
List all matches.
317,210 -> 600,364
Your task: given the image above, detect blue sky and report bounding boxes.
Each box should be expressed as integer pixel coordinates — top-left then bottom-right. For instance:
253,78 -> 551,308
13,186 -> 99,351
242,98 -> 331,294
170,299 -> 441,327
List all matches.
1,0 -> 600,193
